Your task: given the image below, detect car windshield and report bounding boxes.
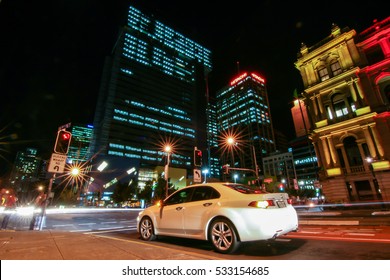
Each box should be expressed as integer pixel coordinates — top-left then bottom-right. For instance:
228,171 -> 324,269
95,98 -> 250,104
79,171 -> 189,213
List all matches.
223,183 -> 267,194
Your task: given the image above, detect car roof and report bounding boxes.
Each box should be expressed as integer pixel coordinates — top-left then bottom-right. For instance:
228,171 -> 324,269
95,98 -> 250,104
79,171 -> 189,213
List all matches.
179,182 -> 266,194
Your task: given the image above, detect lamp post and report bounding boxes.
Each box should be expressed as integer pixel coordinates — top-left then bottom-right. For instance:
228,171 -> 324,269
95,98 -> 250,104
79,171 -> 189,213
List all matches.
226,136 -> 259,178
70,166 -> 82,202
366,157 -> 382,200
202,169 -> 209,183
226,136 -> 236,167
164,145 -> 172,198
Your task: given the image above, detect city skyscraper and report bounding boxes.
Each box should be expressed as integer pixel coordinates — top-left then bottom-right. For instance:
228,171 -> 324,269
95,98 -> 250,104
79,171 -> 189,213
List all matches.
289,97 -> 318,192
214,72 -> 276,179
90,5 -> 212,179
8,148 -> 46,202
67,124 -> 94,163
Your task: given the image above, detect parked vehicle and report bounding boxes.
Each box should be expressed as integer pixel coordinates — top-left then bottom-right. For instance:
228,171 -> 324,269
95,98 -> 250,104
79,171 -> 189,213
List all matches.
137,182 -> 298,254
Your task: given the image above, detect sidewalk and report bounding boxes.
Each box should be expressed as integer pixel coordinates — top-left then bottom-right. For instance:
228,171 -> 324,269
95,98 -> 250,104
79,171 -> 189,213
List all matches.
0,230 -> 222,260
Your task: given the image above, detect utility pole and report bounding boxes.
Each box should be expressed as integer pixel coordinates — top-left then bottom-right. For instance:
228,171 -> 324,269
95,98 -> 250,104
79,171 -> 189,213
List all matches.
37,125 -> 71,230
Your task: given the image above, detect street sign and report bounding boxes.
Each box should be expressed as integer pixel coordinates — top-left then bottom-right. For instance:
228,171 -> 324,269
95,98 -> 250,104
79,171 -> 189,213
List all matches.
58,122 -> 71,131
193,169 -> 201,183
264,177 -> 273,183
48,153 -> 67,173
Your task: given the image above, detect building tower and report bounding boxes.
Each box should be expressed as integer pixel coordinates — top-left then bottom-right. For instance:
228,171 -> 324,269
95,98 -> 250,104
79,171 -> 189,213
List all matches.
294,17 -> 390,202
215,72 -> 276,180
90,5 -> 212,179
67,124 -> 94,163
289,97 -> 319,193
8,148 -> 45,202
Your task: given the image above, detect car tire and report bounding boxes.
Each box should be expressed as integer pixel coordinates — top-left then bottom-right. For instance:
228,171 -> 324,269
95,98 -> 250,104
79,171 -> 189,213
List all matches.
209,218 -> 240,254
139,217 -> 156,241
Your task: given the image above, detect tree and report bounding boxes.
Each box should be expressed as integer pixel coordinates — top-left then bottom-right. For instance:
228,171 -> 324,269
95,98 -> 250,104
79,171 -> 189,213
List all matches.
138,180 -> 154,204
111,180 -> 138,204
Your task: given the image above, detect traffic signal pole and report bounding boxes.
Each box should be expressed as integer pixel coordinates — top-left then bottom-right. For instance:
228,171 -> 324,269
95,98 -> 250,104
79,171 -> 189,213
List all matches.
39,173 -> 56,231
36,126 -> 71,230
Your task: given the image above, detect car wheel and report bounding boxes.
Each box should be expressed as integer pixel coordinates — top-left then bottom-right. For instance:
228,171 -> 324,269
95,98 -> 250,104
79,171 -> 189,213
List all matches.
209,218 -> 240,254
139,217 -> 156,241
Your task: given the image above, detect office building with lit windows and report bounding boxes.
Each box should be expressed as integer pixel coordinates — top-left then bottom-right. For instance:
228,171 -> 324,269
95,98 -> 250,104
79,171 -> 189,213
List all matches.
67,124 -> 94,163
262,151 -> 296,189
205,102 -> 220,179
289,99 -> 318,192
8,148 -> 46,201
215,72 -> 276,179
90,5 -> 212,180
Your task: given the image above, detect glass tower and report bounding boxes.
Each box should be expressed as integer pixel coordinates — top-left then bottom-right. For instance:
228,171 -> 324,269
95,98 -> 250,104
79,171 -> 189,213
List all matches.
215,72 -> 276,176
67,124 -> 94,163
91,6 -> 212,174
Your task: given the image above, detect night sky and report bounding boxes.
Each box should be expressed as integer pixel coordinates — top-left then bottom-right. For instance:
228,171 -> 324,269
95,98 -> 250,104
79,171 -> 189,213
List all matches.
0,0 -> 387,176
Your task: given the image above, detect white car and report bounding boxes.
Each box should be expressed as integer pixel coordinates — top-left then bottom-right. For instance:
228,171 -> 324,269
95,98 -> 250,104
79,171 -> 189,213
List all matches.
137,182 -> 298,254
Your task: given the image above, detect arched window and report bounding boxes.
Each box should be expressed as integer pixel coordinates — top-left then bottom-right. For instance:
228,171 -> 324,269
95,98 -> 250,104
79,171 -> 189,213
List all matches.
343,136 -> 362,167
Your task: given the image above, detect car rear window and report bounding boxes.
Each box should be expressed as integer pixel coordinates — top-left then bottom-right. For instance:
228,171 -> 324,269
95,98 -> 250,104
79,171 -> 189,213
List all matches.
223,183 -> 267,194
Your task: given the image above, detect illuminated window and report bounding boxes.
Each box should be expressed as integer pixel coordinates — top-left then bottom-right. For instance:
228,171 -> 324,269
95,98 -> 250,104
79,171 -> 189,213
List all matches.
330,60 -> 342,76
333,94 -> 348,117
318,66 -> 329,81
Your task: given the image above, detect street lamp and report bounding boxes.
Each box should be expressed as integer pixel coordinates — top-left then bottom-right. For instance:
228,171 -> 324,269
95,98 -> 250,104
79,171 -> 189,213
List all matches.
71,166 -> 81,176
164,144 -> 172,198
366,157 -> 382,200
202,169 -> 209,183
226,136 -> 259,178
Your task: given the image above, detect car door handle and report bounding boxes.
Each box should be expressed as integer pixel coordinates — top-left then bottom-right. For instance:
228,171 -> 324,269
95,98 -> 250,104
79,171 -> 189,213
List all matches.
176,206 -> 183,211
203,203 -> 212,207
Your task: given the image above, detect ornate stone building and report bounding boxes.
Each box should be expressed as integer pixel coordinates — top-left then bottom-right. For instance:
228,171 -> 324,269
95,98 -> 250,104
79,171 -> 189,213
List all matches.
294,17 -> 390,202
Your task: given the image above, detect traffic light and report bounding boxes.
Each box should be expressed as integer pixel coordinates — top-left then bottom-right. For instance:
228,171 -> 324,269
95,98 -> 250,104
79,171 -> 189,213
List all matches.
222,165 -> 230,174
194,149 -> 202,166
54,130 -> 72,154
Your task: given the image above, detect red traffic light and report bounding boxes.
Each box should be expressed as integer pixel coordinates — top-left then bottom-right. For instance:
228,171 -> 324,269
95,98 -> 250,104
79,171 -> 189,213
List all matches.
222,165 -> 230,174
194,149 -> 202,166
54,130 -> 72,154
61,132 -> 71,141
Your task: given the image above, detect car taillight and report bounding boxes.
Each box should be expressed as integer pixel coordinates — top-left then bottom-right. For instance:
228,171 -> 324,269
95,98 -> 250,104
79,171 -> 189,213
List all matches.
287,198 -> 293,204
248,200 -> 275,208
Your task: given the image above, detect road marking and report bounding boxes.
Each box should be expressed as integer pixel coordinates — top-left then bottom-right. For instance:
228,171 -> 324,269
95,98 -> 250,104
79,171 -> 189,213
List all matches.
346,233 -> 375,236
91,234 -> 225,260
83,226 -> 137,234
97,226 -> 124,230
52,224 -> 74,227
300,220 -> 359,225
70,229 -> 92,232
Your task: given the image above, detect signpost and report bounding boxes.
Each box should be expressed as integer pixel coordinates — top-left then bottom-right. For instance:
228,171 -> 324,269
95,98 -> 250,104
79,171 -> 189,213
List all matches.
48,153 -> 67,173
193,169 -> 201,183
38,124 -> 71,230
